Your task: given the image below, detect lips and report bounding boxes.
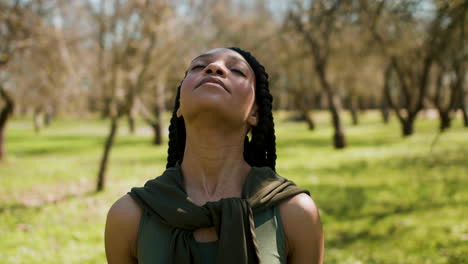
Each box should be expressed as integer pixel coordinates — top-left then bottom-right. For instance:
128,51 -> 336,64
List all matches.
196,77 -> 229,93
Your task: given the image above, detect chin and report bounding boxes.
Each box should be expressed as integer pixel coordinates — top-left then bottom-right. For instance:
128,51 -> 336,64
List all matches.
186,100 -> 228,117
188,89 -> 229,108
182,102 -> 243,127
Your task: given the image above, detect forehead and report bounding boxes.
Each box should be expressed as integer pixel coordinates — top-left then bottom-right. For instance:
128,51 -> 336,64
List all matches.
191,48 -> 249,65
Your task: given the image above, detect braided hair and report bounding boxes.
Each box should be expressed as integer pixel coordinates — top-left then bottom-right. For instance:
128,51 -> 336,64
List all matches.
166,47 -> 277,171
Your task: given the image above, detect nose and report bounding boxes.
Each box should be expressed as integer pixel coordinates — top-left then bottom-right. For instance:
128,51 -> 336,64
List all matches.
204,62 -> 226,77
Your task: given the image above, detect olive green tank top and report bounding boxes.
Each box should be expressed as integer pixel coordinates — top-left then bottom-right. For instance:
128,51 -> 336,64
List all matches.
136,205 -> 287,263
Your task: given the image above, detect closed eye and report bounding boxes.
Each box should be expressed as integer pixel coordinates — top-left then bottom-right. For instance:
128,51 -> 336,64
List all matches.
191,65 -> 205,71
232,69 -> 246,76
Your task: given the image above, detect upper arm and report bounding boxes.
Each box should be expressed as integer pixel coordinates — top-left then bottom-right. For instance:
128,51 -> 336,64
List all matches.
279,193 -> 324,264
105,194 -> 142,264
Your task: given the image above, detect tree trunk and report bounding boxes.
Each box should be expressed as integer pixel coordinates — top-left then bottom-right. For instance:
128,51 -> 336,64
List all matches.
289,12 -> 346,148
301,109 -> 315,130
347,94 -> 359,126
126,83 -> 136,134
0,87 -> 14,161
33,108 -> 43,133
127,113 -> 135,134
331,108 -> 346,148
330,102 -> 346,148
381,105 -> 390,124
462,105 -> 468,127
317,64 -> 346,149
312,93 -> 322,110
101,97 -> 112,119
439,110 -> 451,132
151,99 -> 164,145
333,130 -> 346,149
44,108 -> 53,127
295,92 -> 315,130
97,116 -> 119,192
381,89 -> 390,124
152,79 -> 166,145
151,123 -> 162,145
402,117 -> 415,137
44,114 -> 52,126
460,80 -> 468,127
350,109 -> 358,126
384,61 -> 419,137
350,100 -> 359,126
0,123 -> 6,161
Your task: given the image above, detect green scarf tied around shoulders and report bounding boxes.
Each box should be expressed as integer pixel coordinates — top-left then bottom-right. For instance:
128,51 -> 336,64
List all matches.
128,163 -> 308,264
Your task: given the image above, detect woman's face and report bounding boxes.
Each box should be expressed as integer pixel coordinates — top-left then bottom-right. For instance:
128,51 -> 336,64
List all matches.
178,48 -> 257,129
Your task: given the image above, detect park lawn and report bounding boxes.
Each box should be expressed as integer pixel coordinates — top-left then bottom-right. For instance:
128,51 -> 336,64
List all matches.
0,111 -> 467,263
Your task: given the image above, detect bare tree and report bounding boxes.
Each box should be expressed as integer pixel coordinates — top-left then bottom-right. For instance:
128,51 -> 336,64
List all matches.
277,32 -> 317,129
433,13 -> 466,133
288,0 -> 347,148
453,0 -> 468,127
365,0 -> 460,136
87,0 -> 176,191
0,0 -> 53,159
0,85 -> 14,160
429,1 -> 466,132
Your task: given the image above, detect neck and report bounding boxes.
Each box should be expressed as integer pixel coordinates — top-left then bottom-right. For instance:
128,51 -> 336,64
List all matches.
180,122 -> 251,205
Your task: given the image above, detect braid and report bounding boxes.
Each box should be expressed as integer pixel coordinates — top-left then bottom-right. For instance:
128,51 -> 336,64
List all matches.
166,83 -> 186,168
228,47 -> 277,171
166,48 -> 277,172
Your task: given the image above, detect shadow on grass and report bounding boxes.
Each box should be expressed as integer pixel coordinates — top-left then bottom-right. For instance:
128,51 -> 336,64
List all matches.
304,184 -> 370,219
346,135 -> 400,147
10,134 -> 162,157
313,147 -> 468,176
113,155 -> 167,166
14,146 -> 95,156
314,160 -> 371,177
327,229 -> 388,248
325,199 -> 468,250
363,199 -> 468,225
8,134 -> 102,143
303,179 -> 467,221
277,132 -> 400,150
276,136 -> 334,149
0,189 -> 99,215
10,135 -> 103,157
115,136 -> 160,148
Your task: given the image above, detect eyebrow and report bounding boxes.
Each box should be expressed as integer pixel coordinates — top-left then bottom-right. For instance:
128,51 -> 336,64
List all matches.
190,53 -> 250,68
191,53 -> 213,62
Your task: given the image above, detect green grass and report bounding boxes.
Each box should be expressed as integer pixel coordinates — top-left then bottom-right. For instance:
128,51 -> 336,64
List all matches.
1,112 -> 467,263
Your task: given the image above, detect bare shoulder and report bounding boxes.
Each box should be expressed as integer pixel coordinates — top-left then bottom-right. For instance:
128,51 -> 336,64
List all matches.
105,194 -> 142,264
108,194 -> 143,220
279,193 -> 324,264
279,193 -> 320,221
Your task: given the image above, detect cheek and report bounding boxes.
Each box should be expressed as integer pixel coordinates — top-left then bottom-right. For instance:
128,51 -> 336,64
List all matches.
180,76 -> 193,92
237,80 -> 255,102
178,78 -> 193,112
179,76 -> 195,99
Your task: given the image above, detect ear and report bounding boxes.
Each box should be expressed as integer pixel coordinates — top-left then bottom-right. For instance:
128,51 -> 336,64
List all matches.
247,104 -> 258,127
176,107 -> 182,118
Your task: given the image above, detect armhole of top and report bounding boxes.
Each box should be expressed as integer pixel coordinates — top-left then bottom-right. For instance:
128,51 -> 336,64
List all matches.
274,205 -> 288,262
135,203 -> 147,260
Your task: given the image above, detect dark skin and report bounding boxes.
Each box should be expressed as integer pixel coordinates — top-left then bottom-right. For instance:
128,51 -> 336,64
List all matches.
105,48 -> 324,264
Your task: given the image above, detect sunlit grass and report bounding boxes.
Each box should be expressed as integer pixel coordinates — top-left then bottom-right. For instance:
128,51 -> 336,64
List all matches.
1,111 -> 467,263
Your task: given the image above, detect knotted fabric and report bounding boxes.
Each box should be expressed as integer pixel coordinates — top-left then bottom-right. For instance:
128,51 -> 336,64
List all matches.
128,164 -> 308,264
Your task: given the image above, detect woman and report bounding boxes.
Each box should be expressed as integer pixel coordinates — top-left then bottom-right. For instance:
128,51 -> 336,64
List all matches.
105,47 -> 324,264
